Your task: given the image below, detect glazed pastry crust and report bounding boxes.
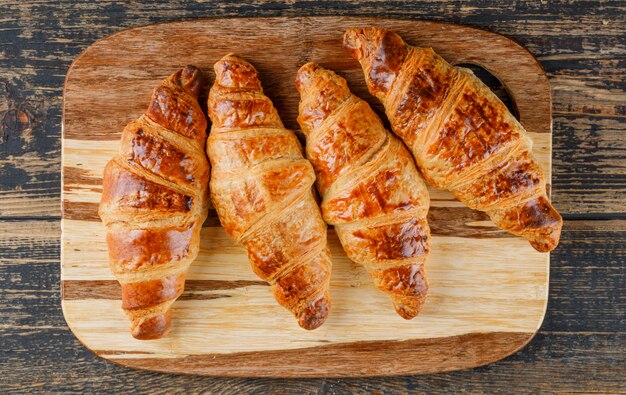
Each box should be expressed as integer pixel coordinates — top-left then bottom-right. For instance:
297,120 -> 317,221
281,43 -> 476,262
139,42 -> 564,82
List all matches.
344,28 -> 562,252
297,62 -> 430,319
99,66 -> 210,339
207,54 -> 332,330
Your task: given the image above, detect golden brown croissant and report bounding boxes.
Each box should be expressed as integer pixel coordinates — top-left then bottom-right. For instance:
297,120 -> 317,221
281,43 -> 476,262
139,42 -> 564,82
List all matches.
99,66 -> 210,339
296,63 -> 431,319
344,27 -> 563,252
207,54 -> 332,330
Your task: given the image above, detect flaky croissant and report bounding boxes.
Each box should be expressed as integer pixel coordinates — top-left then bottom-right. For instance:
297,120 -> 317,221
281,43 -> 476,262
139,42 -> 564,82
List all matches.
207,54 -> 332,330
99,66 -> 210,339
344,27 -> 563,252
296,63 -> 431,319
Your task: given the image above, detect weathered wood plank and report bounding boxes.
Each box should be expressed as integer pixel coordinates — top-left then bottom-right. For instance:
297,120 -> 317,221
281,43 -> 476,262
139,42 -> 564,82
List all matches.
552,115 -> 626,215
0,75 -> 61,218
543,220 -> 626,333
0,0 -> 624,391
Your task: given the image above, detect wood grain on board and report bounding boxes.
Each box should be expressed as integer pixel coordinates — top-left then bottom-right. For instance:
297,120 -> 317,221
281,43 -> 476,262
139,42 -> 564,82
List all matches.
61,16 -> 553,377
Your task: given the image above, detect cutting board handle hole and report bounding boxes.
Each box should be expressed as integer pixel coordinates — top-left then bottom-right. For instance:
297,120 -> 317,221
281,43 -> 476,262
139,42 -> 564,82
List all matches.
455,63 -> 520,121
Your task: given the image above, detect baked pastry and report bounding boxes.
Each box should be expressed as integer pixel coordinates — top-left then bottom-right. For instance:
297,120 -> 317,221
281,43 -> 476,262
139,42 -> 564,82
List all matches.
344,27 -> 563,252
207,54 -> 332,330
99,66 -> 210,339
296,63 -> 431,318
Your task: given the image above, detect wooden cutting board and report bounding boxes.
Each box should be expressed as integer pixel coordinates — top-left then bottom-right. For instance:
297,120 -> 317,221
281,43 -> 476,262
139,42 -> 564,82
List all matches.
61,16 -> 553,377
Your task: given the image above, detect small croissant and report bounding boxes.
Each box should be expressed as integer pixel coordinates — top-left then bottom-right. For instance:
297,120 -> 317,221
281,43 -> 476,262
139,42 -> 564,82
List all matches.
297,63 -> 431,319
207,54 -> 332,329
99,66 -> 210,339
344,27 -> 562,252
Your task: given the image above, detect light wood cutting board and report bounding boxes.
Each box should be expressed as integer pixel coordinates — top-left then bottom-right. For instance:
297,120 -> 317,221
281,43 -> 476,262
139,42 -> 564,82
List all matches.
61,16 -> 553,377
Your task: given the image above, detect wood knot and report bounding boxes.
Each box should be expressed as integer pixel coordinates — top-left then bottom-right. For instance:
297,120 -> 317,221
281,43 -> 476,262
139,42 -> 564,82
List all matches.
1,107 -> 32,146
2,108 -> 31,134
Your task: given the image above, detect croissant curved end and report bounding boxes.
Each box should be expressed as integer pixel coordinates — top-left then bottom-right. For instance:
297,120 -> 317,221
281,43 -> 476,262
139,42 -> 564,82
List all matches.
531,198 -> 563,252
531,238 -> 559,253
343,28 -> 365,59
295,62 -> 321,92
344,27 -> 402,59
528,214 -> 563,253
213,54 -> 261,90
296,293 -> 331,330
130,311 -> 172,340
490,196 -> 563,253
394,301 -> 425,320
343,27 -> 408,98
391,280 -> 429,320
177,65 -> 204,98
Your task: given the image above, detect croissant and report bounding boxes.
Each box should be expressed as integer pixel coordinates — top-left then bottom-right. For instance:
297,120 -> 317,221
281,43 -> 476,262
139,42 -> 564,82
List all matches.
344,28 -> 563,252
99,66 -> 210,339
207,54 -> 332,330
296,63 -> 431,319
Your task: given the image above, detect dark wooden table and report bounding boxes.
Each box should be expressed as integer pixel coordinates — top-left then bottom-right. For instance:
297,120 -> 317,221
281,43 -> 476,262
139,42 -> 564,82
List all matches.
1,1 -> 624,393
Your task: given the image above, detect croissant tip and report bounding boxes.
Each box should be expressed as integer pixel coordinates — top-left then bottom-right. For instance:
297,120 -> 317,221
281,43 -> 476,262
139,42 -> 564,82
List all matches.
506,196 -> 563,253
296,294 -> 331,330
530,236 -> 560,252
342,28 -> 361,53
177,65 -> 204,98
213,53 -> 244,73
181,64 -> 201,74
393,288 -> 428,320
295,62 -> 321,91
297,61 -> 319,74
211,53 -> 262,91
344,28 -> 380,60
222,52 -> 238,59
394,303 -> 422,320
131,311 -> 172,340
220,52 -> 247,64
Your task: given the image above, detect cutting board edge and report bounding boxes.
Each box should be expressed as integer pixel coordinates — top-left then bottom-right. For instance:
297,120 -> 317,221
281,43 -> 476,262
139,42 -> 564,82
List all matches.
60,16 -> 553,377
61,16 -> 552,134
60,295 -> 544,377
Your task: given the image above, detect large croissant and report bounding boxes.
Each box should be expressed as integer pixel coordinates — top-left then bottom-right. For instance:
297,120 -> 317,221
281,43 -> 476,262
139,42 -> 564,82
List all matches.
344,28 -> 562,252
207,54 -> 332,330
99,66 -> 210,339
296,63 -> 431,318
